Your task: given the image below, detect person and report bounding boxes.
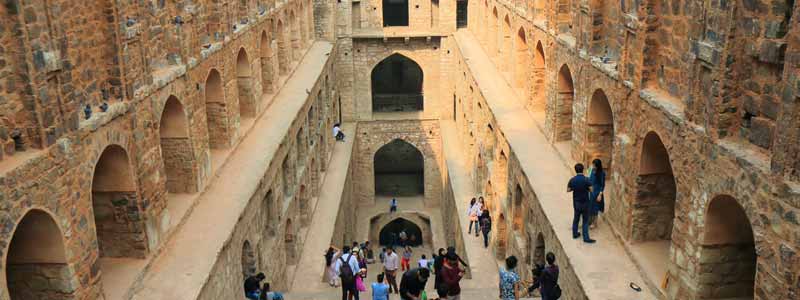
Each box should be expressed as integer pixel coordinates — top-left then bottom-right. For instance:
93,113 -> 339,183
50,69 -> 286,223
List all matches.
244,272 -> 266,300
588,159 -> 606,229
372,273 -> 390,300
441,254 -> 465,300
567,163 -> 595,243
390,198 -> 398,213
364,241 -> 375,263
529,252 -> 560,300
399,230 -> 408,247
334,123 -> 345,141
498,256 -> 521,300
418,254 -> 429,268
479,209 -> 492,248
433,248 -> 447,299
467,198 -> 478,234
401,246 -> 413,271
325,246 -> 341,286
384,247 -> 400,293
380,247 -> 387,264
473,198 -> 483,236
446,247 -> 469,268
259,283 -> 285,300
399,267 -> 431,300
334,246 -> 362,300
355,248 -> 368,278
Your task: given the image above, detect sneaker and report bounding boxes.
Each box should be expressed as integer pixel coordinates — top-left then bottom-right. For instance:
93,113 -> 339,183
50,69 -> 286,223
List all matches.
573,233 -> 580,239
583,239 -> 596,244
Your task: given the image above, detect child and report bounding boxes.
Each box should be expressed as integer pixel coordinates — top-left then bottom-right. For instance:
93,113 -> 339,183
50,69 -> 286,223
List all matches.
401,246 -> 413,271
418,254 -> 429,268
372,273 -> 390,300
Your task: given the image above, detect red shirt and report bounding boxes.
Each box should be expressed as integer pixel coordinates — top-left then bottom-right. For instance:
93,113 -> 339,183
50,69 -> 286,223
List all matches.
440,262 -> 463,295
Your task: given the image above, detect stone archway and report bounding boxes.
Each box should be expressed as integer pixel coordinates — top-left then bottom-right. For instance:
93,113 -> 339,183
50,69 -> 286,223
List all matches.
587,89 -> 614,170
491,8 -> 499,58
241,240 -> 256,279
289,10 -> 300,61
237,48 -> 256,119
514,27 -> 530,100
531,42 -> 546,111
555,65 -> 574,141
205,69 -> 230,149
495,213 -> 508,259
533,233 -> 545,266
698,195 -> 756,299
374,139 -> 424,196
512,184 -> 525,231
92,145 -> 148,259
369,212 -> 433,247
285,218 -> 297,264
260,31 -> 276,94
371,54 -> 424,112
5,210 -> 75,300
501,15 -> 512,70
378,218 -> 424,247
159,96 -> 195,193
277,20 -> 290,75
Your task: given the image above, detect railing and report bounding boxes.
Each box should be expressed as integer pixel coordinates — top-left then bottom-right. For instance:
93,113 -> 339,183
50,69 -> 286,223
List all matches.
372,93 -> 424,112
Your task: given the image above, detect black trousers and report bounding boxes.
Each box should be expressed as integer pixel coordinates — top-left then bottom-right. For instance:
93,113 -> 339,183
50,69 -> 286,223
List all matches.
341,282 -> 359,300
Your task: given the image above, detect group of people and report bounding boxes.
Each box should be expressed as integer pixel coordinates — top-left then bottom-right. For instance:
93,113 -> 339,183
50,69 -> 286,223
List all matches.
466,197 -> 493,248
243,273 -> 284,300
567,159 -> 606,243
497,253 -> 561,300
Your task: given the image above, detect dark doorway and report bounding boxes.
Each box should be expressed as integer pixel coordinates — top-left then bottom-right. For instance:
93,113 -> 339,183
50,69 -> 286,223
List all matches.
379,218 -> 423,246
371,54 -> 423,112
383,0 -> 409,26
374,139 -> 424,196
457,0 -> 468,28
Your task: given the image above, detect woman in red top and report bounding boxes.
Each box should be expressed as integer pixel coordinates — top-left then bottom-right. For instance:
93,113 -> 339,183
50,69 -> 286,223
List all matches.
440,254 -> 465,300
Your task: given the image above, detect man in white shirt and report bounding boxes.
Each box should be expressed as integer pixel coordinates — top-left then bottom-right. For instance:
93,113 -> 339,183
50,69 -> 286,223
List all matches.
418,254 -> 429,268
383,247 -> 400,293
333,123 -> 345,141
334,246 -> 361,300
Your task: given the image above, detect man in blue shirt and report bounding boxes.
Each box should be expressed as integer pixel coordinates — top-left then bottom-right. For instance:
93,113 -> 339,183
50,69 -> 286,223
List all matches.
567,163 -> 595,243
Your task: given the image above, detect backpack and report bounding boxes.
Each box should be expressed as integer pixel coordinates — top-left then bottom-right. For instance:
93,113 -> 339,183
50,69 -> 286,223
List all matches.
339,254 -> 355,284
481,217 -> 492,231
550,284 -> 562,299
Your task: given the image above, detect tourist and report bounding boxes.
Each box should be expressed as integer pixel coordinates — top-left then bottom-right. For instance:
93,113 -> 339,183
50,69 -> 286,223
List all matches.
399,267 -> 431,300
498,256 -> 521,300
467,198 -> 478,234
384,247 -> 400,293
441,254 -> 465,300
364,241 -> 376,263
588,159 -> 606,229
380,247 -> 387,264
355,247 -> 368,278
399,230 -> 408,247
244,273 -> 266,300
401,246 -> 413,271
334,246 -> 362,300
446,247 -> 469,268
334,123 -> 345,141
372,273 -> 390,300
479,209 -> 492,248
259,283 -> 284,300
325,246 -> 342,286
390,198 -> 398,213
433,248 -> 447,299
529,252 -> 561,300
473,198 -> 483,236
567,163 -> 595,243
418,254 -> 429,268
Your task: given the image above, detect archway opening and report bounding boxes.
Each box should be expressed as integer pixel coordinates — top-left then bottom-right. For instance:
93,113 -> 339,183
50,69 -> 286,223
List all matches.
555,65 -> 574,141
277,20 -> 290,75
205,69 -> 228,149
514,28 -> 530,100
531,42 -> 546,111
241,240 -> 256,279
587,89 -> 614,170
699,196 -> 756,299
160,96 -> 194,193
491,8 -> 499,57
285,219 -> 297,264
6,210 -> 74,300
260,31 -> 275,93
501,16 -> 512,69
92,145 -> 147,259
379,218 -> 423,247
495,213 -> 508,259
374,139 -> 424,196
383,0 -> 409,26
371,54 -> 424,112
289,11 -> 300,61
533,233 -> 545,266
237,48 -> 256,119
456,0 -> 468,28
513,184 -> 524,231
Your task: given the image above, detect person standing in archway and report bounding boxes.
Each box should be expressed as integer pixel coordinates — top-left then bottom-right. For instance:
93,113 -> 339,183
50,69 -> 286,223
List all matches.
588,159 -> 606,229
567,163 -> 595,243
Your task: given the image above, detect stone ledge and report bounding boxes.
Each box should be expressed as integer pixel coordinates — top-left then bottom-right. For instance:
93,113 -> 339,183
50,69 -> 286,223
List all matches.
639,88 -> 686,125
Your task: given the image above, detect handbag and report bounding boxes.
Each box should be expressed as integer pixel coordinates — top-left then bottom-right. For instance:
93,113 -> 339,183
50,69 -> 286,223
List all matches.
355,275 -> 367,292
421,290 -> 428,300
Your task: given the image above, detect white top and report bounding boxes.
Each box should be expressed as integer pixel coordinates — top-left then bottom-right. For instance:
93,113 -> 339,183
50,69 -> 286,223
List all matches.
418,258 -> 429,268
384,252 -> 400,271
468,203 -> 482,217
333,126 -> 341,137
333,253 -> 361,276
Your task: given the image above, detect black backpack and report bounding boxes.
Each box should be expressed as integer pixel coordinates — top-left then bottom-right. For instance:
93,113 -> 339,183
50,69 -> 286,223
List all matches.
339,254 -> 355,284
550,284 -> 562,299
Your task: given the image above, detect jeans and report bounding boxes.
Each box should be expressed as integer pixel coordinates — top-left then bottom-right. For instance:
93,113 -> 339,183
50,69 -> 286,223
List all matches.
342,282 -> 359,300
474,221 -> 480,235
572,201 -> 591,241
385,269 -> 399,293
481,230 -> 490,248
468,220 -> 475,233
245,291 -> 260,300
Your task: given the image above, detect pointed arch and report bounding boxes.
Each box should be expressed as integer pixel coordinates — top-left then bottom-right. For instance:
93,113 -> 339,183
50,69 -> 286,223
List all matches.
241,240 -> 256,279
378,218 -> 424,246
371,53 -> 424,112
490,8 -> 499,58
289,10 -> 301,61
501,15 -> 512,70
555,64 -> 575,141
159,96 -> 197,193
277,19 -> 290,75
514,27 -> 530,100
237,48 -> 257,119
205,69 -> 230,149
374,139 -> 424,196
587,89 -> 614,170
495,213 -> 508,259
260,31 -> 276,93
531,41 -> 547,111
512,184 -> 525,231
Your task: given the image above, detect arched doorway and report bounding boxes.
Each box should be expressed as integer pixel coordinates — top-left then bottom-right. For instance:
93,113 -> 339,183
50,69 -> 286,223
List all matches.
277,20 -> 290,75
299,185 -> 310,226
374,139 -> 424,196
260,31 -> 275,94
159,96 -> 194,193
285,219 -> 297,264
531,42 -> 546,111
555,65 -> 574,141
205,69 -> 229,149
6,210 -> 74,300
237,48 -> 256,119
495,213 -> 508,259
263,189 -> 276,237
512,184 -> 524,231
699,196 -> 756,299
92,145 -> 147,258
533,233 -> 545,266
587,89 -> 614,170
289,10 -> 300,61
501,15 -> 512,70
378,218 -> 424,246
514,27 -> 530,100
241,240 -> 256,279
371,54 -> 424,112
383,0 -> 409,26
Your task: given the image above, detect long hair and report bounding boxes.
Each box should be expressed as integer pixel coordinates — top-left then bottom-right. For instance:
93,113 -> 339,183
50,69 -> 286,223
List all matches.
592,159 -> 604,175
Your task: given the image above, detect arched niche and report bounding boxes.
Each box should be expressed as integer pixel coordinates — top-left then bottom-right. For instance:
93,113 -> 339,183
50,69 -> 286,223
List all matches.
512,184 -> 525,231
587,89 -> 614,170
531,41 -> 546,111
378,218 -> 424,247
369,213 -> 433,247
260,31 -> 276,93
373,139 -> 424,196
371,54 -> 424,113
555,65 -> 574,141
237,48 -> 256,119
241,240 -> 256,279
205,69 -> 229,149
159,96 -> 195,193
514,27 -> 530,100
